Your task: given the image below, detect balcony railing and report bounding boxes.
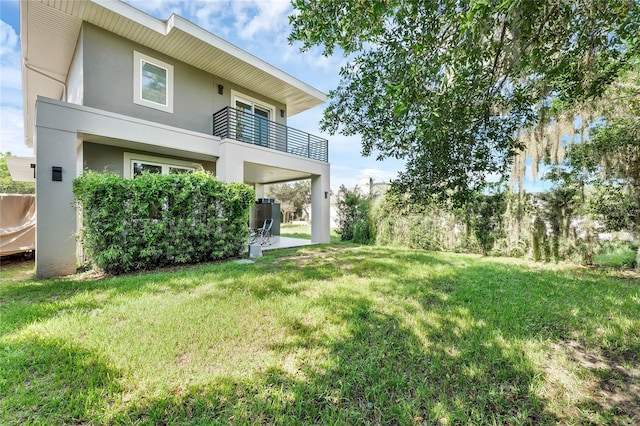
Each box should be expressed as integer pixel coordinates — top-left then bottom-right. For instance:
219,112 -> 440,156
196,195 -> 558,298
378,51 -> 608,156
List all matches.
213,107 -> 328,162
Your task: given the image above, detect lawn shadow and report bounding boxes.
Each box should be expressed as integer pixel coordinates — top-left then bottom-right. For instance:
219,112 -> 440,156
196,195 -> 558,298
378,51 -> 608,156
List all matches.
111,289 -> 558,424
0,338 -> 123,424
3,245 -> 638,424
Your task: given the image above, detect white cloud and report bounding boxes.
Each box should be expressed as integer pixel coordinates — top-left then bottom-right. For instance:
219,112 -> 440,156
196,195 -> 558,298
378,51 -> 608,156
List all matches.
0,19 -> 29,156
0,20 -> 21,88
235,1 -> 290,41
0,20 -> 18,55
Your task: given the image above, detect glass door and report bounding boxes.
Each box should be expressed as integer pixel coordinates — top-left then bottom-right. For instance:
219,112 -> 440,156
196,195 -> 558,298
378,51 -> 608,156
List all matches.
233,95 -> 274,147
254,106 -> 270,147
235,100 -> 253,143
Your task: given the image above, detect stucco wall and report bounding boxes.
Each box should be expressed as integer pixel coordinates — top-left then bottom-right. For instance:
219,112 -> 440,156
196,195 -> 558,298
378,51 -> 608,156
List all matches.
66,27 -> 84,105
83,142 -> 216,177
81,24 -> 287,134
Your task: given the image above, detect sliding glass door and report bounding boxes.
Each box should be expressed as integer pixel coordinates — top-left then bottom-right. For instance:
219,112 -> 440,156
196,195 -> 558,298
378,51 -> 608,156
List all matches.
233,94 -> 274,147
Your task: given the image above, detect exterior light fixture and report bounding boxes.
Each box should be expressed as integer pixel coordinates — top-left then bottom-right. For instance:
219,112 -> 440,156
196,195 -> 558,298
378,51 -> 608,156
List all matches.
52,166 -> 62,181
280,109 -> 285,118
217,84 -> 224,95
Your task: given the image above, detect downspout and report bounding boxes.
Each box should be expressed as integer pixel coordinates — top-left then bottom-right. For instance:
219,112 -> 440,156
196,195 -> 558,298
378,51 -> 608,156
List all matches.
23,61 -> 67,101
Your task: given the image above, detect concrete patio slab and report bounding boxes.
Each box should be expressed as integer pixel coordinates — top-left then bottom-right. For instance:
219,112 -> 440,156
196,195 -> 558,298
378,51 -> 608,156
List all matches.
253,236 -> 314,251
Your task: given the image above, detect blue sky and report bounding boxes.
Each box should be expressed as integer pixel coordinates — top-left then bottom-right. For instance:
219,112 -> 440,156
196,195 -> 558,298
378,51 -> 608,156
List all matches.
0,0 -> 406,191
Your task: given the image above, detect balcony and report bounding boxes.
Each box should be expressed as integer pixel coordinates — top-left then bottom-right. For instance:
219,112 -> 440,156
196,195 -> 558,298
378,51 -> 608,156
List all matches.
213,107 -> 328,162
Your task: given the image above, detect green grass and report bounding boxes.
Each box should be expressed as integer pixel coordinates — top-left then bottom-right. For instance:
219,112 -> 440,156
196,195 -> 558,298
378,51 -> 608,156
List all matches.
594,243 -> 638,268
279,223 -> 341,243
1,246 -> 639,425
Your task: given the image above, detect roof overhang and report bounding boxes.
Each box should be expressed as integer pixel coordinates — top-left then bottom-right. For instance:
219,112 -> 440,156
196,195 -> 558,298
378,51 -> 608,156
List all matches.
20,0 -> 326,148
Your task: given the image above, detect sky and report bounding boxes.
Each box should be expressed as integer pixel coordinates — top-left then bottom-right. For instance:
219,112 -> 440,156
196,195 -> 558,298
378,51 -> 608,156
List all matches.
0,0 -> 406,191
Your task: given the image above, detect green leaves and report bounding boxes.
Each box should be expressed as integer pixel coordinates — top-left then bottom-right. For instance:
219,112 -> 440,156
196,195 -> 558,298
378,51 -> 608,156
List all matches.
290,0 -> 639,204
73,172 -> 254,274
335,185 -> 374,243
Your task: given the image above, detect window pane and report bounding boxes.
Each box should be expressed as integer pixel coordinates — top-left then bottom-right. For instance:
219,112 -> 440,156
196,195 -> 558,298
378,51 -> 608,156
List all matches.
235,101 -> 253,143
169,166 -> 194,175
254,107 -> 269,146
133,162 -> 162,178
141,61 -> 167,105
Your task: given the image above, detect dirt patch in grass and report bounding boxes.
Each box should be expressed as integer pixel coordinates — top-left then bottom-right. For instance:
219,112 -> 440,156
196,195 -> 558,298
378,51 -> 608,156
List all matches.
0,252 -> 35,282
553,339 -> 640,421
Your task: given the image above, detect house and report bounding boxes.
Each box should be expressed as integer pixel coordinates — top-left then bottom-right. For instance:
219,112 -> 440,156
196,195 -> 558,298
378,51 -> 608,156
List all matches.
20,0 -> 331,278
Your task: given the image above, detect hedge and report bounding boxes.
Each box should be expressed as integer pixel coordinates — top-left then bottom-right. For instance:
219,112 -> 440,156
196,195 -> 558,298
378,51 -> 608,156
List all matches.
73,171 -> 255,274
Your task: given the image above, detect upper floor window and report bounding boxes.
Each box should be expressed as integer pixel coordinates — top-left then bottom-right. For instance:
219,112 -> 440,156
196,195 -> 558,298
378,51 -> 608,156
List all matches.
133,51 -> 174,113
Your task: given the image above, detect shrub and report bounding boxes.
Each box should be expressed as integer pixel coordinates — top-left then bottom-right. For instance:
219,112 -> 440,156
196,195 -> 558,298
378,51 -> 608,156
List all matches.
73,171 -> 254,274
335,186 -> 374,244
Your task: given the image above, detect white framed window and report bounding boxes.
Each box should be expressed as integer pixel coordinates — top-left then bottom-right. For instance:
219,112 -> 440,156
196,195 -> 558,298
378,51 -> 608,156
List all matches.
133,51 -> 174,113
124,153 -> 199,179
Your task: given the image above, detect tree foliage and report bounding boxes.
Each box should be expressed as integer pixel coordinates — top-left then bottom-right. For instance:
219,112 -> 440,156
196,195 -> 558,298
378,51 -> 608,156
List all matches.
267,180 -> 311,220
335,185 -> 374,243
0,153 -> 35,194
575,117 -> 640,267
512,67 -> 640,190
290,0 -> 639,204
469,190 -> 508,255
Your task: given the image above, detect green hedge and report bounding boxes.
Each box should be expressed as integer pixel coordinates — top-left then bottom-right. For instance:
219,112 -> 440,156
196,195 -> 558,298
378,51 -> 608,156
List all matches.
73,171 -> 255,274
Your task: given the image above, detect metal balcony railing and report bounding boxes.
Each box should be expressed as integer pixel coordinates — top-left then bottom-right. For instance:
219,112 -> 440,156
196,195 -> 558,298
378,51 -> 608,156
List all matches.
213,107 -> 328,162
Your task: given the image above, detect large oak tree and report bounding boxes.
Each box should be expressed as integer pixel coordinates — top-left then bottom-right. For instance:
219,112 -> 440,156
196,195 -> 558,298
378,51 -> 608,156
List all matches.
289,0 -> 639,204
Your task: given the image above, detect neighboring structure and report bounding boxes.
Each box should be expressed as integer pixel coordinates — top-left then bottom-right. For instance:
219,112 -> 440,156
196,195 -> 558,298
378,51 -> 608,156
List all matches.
20,0 -> 331,278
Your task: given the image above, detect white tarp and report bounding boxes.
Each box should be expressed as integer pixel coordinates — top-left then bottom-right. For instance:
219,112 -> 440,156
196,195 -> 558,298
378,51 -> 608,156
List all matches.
0,194 -> 36,255
6,156 -> 35,182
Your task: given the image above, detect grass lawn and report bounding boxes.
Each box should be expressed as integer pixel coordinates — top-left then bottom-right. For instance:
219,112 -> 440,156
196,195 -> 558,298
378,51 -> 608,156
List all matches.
1,245 -> 639,425
594,244 -> 638,269
279,223 -> 341,243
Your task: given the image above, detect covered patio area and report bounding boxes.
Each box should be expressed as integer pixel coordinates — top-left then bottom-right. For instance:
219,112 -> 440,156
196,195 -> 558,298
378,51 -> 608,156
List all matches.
252,235 -> 314,251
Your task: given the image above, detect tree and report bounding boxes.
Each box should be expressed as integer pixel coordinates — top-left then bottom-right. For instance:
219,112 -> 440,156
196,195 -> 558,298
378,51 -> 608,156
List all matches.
537,175 -> 581,262
335,185 -> 373,243
267,180 -> 311,220
575,117 -> 640,268
290,0 -> 639,204
0,153 -> 35,194
512,67 -> 640,192
469,189 -> 507,256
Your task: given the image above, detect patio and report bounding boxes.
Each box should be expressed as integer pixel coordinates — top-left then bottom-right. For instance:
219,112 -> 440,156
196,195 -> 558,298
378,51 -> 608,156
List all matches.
258,235 -> 314,250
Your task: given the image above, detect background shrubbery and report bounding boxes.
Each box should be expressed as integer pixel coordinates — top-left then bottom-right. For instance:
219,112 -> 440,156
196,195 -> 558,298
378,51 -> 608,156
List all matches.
73,172 -> 254,274
335,185 -> 638,268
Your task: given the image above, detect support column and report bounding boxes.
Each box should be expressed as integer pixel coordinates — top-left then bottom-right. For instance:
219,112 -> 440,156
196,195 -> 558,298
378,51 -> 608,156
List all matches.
311,172 -> 330,243
216,141 -> 244,183
254,183 -> 265,199
35,127 -> 79,278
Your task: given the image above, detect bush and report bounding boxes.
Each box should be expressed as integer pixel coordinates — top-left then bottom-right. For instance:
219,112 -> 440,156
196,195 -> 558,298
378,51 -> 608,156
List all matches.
73,171 -> 254,274
594,241 -> 638,268
335,186 -> 374,244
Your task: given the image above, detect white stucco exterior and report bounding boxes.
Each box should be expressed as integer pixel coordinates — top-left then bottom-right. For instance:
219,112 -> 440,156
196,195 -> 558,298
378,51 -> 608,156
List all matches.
23,0 -> 331,278
33,98 -> 330,277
